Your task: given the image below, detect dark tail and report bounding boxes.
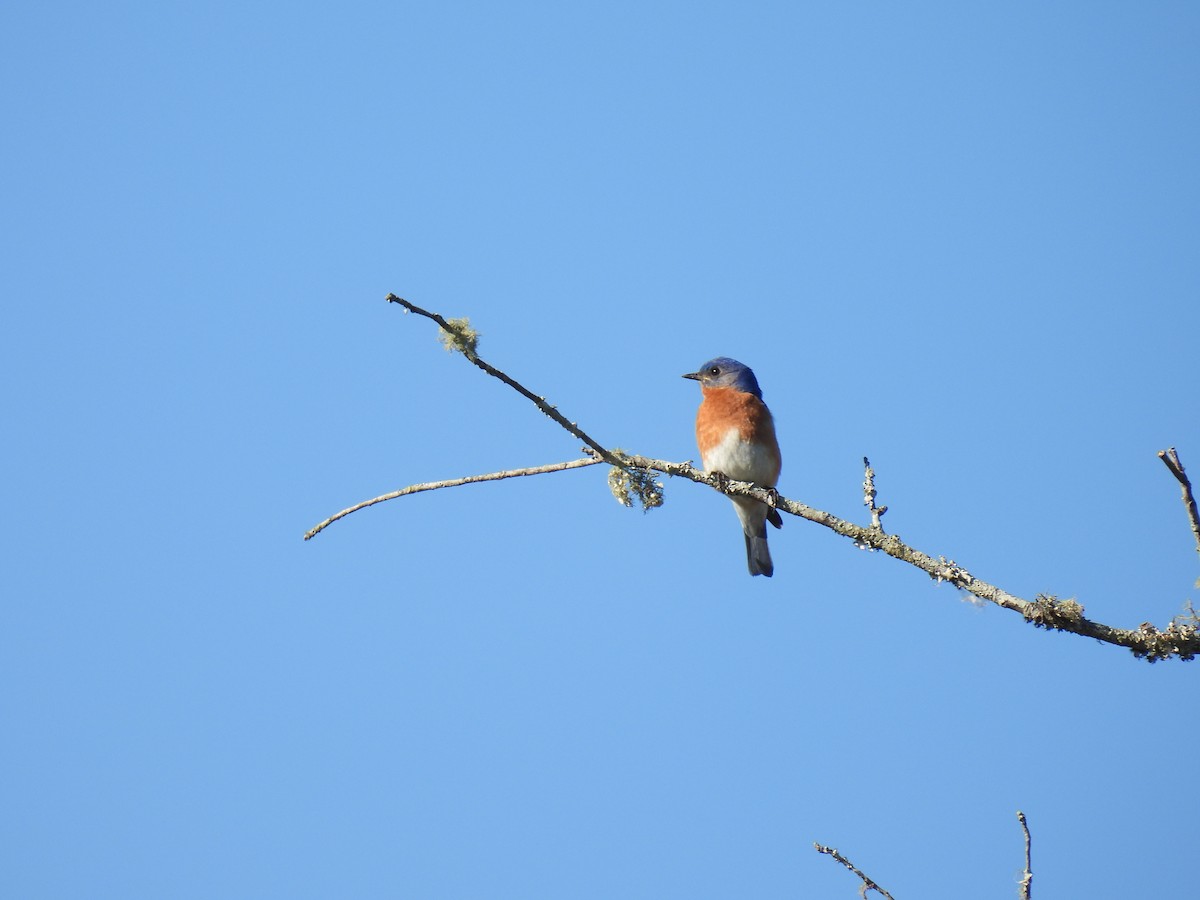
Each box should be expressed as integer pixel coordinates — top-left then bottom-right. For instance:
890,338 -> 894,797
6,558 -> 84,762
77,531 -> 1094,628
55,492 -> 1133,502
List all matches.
744,530 -> 774,577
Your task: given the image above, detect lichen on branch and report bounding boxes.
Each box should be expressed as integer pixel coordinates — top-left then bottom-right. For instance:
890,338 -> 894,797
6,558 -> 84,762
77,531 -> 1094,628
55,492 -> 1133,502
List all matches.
606,450 -> 664,512
437,316 -> 480,358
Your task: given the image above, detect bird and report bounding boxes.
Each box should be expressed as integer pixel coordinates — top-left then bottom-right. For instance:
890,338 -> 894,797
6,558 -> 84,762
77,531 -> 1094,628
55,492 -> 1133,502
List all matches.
683,357 -> 783,577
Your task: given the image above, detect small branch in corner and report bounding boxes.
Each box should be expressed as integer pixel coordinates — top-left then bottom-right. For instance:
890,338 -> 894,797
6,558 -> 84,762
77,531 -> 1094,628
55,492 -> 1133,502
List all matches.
1158,447 -> 1200,558
813,842 -> 895,900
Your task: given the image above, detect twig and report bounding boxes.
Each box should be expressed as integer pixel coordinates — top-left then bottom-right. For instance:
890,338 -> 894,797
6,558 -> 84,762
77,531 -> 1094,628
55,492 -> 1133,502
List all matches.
1158,448 -> 1200,558
863,456 -> 887,532
1172,600 -> 1199,628
1017,811 -> 1033,900
304,457 -> 603,540
386,295 -> 623,467
813,843 -> 895,900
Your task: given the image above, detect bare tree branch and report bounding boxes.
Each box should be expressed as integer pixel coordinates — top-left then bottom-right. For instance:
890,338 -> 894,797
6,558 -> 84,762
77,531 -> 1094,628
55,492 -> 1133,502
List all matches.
304,457 -> 603,540
813,843 -> 896,900
307,298 -> 1200,661
1017,811 -> 1033,900
1158,447 -> 1200,558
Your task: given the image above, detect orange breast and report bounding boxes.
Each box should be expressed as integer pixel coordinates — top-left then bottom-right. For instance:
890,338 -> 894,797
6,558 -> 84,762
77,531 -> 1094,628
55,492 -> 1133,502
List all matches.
695,386 -> 781,481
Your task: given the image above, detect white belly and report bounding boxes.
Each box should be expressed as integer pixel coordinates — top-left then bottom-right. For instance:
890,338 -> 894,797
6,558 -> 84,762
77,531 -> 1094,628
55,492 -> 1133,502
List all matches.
702,427 -> 777,485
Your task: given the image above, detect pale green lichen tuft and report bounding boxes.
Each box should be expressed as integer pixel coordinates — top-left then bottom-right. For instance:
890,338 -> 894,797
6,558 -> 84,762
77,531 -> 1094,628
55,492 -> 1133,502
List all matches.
1025,594 -> 1085,630
606,449 -> 664,513
437,317 -> 480,358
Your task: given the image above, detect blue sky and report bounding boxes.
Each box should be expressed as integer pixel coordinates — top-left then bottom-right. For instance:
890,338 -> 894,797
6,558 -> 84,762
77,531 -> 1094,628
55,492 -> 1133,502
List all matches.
4,2 -> 1199,897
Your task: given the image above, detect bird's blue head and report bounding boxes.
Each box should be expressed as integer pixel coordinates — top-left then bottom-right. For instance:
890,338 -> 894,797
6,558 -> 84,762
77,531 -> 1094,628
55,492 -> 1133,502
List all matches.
682,357 -> 763,399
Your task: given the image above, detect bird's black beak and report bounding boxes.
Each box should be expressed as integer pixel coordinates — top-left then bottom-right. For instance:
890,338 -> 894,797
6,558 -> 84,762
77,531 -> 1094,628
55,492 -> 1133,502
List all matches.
682,371 -> 701,381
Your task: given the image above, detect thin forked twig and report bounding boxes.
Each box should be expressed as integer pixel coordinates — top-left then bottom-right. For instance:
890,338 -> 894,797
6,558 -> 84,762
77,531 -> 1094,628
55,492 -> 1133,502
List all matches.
303,457 -> 602,540
813,843 -> 895,900
1158,448 -> 1200,558
1017,811 -> 1033,900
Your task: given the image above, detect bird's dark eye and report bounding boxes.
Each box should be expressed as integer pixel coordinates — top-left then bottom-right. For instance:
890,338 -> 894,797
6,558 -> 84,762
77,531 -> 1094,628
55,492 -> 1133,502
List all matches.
709,366 -> 720,376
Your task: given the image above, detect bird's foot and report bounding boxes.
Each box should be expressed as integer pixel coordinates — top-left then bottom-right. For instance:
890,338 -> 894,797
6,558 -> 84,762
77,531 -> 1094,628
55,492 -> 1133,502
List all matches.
763,487 -> 783,528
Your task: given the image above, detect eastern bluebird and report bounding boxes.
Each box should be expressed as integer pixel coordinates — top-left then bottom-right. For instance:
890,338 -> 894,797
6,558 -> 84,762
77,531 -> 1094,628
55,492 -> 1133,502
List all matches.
683,357 -> 783,577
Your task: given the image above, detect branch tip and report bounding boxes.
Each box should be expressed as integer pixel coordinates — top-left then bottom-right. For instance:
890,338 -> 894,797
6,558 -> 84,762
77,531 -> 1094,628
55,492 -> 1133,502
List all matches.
1017,811 -> 1033,900
1158,447 -> 1200,558
813,842 -> 895,900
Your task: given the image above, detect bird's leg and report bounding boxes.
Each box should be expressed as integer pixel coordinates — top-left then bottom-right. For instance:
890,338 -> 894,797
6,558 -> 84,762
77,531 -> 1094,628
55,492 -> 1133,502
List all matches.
710,471 -> 730,493
764,486 -> 780,508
